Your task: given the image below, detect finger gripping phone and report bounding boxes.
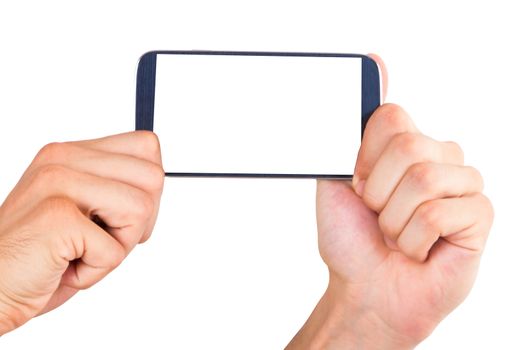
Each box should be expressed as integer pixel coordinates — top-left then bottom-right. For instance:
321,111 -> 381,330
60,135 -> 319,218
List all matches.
135,50 -> 380,179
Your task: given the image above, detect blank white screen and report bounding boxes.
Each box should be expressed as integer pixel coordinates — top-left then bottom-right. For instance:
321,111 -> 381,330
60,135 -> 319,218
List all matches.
154,54 -> 362,175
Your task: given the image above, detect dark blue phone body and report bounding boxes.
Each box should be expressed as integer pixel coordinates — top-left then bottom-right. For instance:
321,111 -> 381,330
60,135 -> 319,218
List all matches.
135,50 -> 380,179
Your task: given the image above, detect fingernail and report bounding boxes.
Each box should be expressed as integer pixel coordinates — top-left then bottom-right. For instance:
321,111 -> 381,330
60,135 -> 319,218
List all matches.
354,180 -> 365,197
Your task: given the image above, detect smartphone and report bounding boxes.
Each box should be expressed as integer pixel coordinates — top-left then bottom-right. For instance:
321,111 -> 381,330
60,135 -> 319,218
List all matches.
135,50 -> 380,179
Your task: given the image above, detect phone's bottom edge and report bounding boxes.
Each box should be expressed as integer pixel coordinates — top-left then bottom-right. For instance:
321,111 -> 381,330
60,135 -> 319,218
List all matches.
164,172 -> 353,180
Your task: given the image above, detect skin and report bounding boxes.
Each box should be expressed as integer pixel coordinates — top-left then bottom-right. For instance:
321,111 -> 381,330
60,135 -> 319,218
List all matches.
0,131 -> 164,334
0,56 -> 493,348
286,56 -> 493,349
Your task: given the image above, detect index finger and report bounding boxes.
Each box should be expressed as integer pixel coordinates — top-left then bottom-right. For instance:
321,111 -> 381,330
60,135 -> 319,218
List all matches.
352,54 -> 418,190
71,131 -> 163,166
353,104 -> 418,190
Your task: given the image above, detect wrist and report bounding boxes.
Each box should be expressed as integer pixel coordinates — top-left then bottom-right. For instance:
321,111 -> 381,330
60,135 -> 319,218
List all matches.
287,274 -> 416,350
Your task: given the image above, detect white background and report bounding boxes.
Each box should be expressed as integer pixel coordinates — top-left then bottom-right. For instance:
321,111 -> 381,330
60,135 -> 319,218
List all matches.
155,54 -> 361,175
0,1 -> 523,349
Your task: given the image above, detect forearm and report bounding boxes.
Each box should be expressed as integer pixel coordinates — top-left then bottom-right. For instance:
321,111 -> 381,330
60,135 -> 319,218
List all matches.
286,277 -> 414,350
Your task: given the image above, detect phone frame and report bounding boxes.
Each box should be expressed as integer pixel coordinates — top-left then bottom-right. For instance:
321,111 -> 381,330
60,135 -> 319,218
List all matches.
136,50 -> 380,179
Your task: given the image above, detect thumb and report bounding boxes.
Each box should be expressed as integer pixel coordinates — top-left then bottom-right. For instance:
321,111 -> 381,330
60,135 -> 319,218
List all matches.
0,197 -> 126,332
31,196 -> 126,291
56,207 -> 126,290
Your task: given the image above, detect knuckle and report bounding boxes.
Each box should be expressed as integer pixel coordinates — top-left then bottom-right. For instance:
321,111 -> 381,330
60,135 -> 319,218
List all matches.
378,211 -> 398,239
375,103 -> 410,129
397,228 -> 436,263
477,193 -> 494,225
108,246 -> 126,269
139,231 -> 153,244
38,196 -> 78,218
131,191 -> 155,222
444,141 -> 464,163
362,186 -> 384,212
467,166 -> 485,191
135,131 -> 161,159
417,201 -> 443,231
30,164 -> 70,190
147,163 -> 165,192
354,157 -> 372,179
406,163 -> 439,192
399,241 -> 426,263
391,132 -> 424,158
35,142 -> 71,164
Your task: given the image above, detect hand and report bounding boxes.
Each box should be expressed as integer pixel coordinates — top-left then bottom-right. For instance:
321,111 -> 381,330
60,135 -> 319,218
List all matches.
0,131 -> 164,335
287,56 -> 494,349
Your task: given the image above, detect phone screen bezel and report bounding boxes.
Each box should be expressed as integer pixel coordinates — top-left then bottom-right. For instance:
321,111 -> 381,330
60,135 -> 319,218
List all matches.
135,50 -> 380,179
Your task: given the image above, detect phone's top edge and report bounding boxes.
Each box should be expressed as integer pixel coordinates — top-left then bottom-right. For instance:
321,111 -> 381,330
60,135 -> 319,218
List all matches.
141,50 -> 369,59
